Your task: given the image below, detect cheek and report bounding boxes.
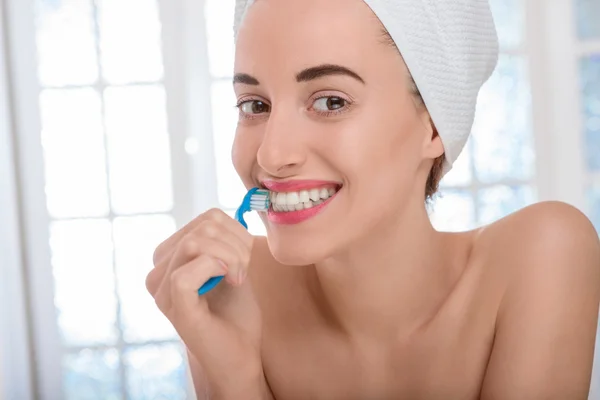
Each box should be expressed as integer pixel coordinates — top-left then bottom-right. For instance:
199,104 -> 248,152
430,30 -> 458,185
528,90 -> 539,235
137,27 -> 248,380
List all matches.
232,127 -> 260,185
334,108 -> 421,185
331,107 -> 424,227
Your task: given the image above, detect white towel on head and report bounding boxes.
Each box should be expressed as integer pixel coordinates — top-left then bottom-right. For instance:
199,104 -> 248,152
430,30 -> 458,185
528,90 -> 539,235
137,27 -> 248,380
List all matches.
233,0 -> 499,174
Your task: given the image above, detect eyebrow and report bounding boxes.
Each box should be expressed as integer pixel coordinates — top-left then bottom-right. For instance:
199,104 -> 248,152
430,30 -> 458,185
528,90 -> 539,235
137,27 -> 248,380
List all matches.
233,73 -> 260,85
296,64 -> 365,84
232,63 -> 365,86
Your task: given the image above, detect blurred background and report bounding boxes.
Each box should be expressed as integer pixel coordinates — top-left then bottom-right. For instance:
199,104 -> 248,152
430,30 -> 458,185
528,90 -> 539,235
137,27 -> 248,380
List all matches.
0,0 -> 598,398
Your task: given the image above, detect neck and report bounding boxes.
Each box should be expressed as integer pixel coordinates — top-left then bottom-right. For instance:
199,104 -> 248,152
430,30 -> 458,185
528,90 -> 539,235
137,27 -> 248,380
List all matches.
312,198 -> 455,342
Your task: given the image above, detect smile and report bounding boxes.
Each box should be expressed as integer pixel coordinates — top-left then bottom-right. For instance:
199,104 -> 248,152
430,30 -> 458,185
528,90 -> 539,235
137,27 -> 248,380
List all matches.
270,187 -> 338,212
261,181 -> 342,225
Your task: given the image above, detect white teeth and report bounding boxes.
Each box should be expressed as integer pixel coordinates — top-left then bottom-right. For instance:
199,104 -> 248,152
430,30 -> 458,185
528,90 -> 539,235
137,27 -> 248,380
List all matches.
299,190 -> 310,203
269,187 -> 339,212
275,193 -> 287,206
309,189 -> 320,202
286,192 -> 300,205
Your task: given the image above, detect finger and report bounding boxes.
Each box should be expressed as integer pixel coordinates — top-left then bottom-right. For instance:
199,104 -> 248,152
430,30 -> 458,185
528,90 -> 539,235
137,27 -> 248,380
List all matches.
189,208 -> 254,251
190,220 -> 252,285
212,210 -> 255,250
146,244 -> 177,297
145,265 -> 164,297
152,208 -> 223,265
153,207 -> 254,266
154,227 -> 249,311
154,234 -> 212,311
153,211 -> 254,304
154,228 -> 190,266
149,230 -> 223,299
182,235 -> 247,287
170,254 -> 228,320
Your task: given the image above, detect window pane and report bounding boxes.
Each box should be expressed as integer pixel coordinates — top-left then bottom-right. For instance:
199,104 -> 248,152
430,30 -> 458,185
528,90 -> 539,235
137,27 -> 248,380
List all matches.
489,0 -> 524,49
205,0 -> 235,77
472,55 -> 535,183
429,190 -> 476,232
478,185 -> 536,225
211,81 -> 247,208
98,0 -> 164,84
35,0 -> 98,86
440,137 -> 473,187
104,85 -> 174,214
225,209 -> 267,236
580,55 -> 600,172
245,210 -> 267,237
40,89 -> 110,219
50,219 -> 118,346
63,349 -> 121,400
124,344 -> 187,400
589,183 -> 600,233
575,0 -> 600,40
113,215 -> 178,343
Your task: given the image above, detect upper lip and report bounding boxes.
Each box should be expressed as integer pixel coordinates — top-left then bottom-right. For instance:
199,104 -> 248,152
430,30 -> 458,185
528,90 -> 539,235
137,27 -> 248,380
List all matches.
261,179 -> 342,192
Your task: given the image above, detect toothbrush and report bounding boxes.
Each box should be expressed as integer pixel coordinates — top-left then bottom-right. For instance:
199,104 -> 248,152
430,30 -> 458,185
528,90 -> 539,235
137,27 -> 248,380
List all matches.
197,187 -> 270,295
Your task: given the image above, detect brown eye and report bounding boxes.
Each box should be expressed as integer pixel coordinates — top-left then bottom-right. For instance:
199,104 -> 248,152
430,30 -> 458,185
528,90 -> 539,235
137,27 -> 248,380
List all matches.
240,100 -> 270,115
313,96 -> 346,112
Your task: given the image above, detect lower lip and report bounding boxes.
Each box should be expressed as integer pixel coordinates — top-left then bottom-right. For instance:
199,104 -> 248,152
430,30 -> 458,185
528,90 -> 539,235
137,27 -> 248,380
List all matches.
267,191 -> 339,225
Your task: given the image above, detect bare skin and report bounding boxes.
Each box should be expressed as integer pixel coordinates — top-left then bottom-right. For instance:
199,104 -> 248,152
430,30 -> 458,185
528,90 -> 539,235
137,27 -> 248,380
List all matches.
146,0 -> 600,399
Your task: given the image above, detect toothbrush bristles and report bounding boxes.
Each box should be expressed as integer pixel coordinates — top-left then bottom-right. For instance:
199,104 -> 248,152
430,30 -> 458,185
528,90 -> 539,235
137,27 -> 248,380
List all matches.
250,189 -> 270,212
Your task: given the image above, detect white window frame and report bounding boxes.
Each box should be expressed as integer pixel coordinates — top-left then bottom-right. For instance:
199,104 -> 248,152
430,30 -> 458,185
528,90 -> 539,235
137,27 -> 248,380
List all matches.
1,0 -> 204,397
158,0 -> 220,217
1,0 -> 599,398
529,0 -> 588,208
0,0 -> 35,398
2,0 -> 61,396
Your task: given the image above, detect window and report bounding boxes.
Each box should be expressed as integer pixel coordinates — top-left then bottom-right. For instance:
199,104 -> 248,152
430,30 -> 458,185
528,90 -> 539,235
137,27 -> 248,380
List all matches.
4,0 -> 191,398
575,0 -> 600,396
1,0 -> 599,398
204,0 -> 266,234
428,0 -> 536,230
577,0 -> 600,231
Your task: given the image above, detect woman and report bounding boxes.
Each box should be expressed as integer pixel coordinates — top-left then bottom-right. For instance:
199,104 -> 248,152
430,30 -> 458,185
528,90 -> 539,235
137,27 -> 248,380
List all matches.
146,0 -> 600,398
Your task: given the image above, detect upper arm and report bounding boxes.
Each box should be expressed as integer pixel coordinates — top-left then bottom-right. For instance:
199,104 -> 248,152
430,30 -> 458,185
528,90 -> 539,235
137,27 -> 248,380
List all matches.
481,202 -> 600,400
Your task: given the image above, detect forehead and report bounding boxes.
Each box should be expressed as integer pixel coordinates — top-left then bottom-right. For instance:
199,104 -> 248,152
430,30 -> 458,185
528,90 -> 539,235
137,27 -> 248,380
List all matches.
234,0 -> 388,71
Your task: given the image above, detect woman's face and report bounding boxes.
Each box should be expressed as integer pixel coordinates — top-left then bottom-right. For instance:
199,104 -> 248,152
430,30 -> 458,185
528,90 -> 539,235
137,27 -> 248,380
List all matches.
232,0 -> 442,265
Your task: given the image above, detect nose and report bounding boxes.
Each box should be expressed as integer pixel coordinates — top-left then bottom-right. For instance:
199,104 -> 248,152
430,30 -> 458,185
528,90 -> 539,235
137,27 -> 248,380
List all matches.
256,108 -> 307,177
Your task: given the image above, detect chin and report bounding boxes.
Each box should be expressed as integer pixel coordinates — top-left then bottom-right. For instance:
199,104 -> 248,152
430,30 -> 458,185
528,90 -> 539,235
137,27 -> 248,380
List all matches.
265,231 -> 334,266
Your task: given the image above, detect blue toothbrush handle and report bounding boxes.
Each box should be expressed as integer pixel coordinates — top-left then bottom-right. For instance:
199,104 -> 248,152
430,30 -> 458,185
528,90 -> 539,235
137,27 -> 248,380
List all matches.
197,188 -> 258,295
197,215 -> 244,295
198,276 -> 224,295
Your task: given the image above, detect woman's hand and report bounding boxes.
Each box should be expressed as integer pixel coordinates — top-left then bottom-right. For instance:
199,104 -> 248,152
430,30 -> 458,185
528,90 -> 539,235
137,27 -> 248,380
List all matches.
145,208 -> 270,399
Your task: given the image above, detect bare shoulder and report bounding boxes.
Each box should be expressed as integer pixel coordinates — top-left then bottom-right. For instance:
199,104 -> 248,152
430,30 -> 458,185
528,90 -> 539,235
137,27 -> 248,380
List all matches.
475,201 -> 600,399
475,200 -> 600,276
486,199 -> 599,240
